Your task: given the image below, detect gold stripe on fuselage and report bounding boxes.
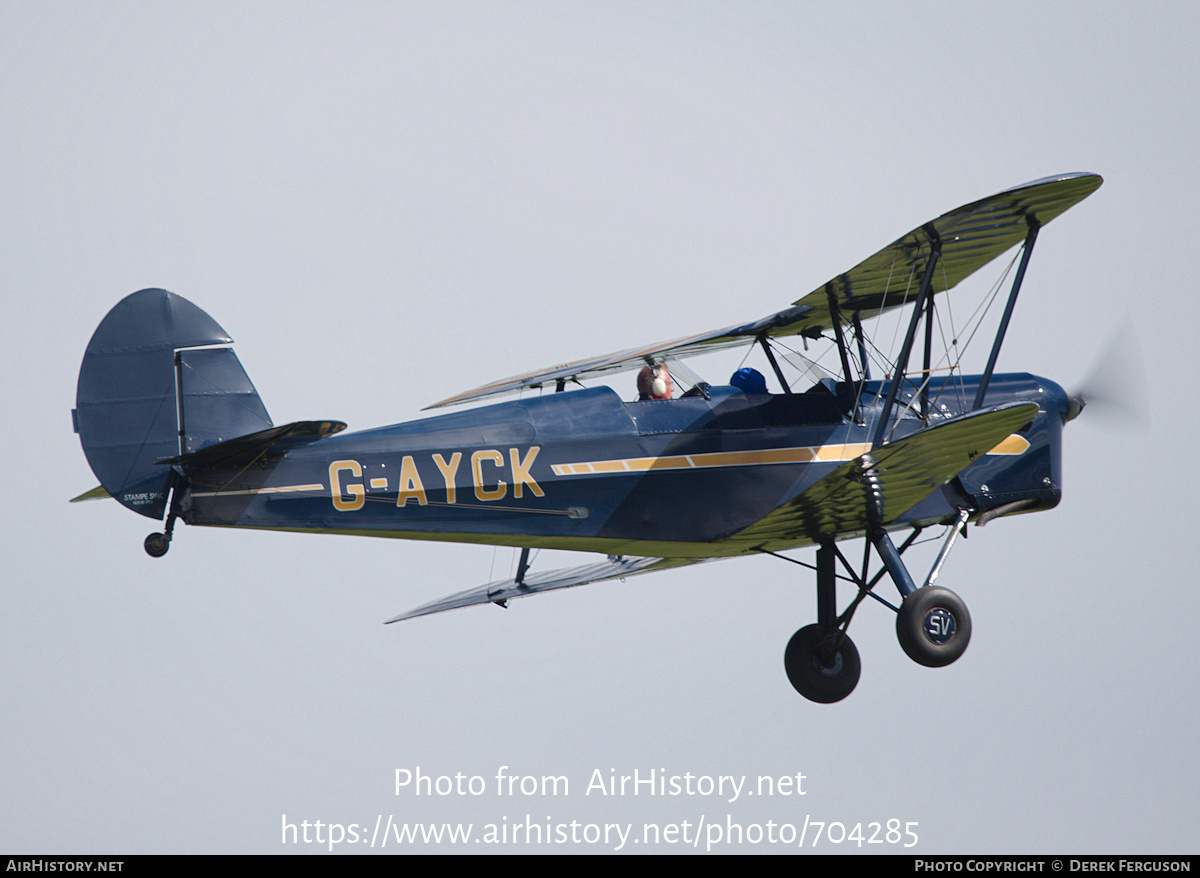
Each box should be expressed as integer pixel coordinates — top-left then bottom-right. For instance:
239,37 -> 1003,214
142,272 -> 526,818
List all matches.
191,483 -> 326,498
550,435 -> 1026,477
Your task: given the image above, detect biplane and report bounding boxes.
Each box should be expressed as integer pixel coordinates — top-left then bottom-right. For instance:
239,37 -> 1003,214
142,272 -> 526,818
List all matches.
73,173 -> 1102,702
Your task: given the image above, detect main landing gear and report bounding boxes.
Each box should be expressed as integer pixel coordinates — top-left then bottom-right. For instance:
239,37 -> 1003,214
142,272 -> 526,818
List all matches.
779,517 -> 972,703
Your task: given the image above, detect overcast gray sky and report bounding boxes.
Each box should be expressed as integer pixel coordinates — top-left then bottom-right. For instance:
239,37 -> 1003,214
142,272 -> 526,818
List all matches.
2,1 -> 1197,854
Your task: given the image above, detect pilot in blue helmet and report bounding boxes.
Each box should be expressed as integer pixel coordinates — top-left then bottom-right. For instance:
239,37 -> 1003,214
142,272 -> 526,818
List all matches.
730,367 -> 768,394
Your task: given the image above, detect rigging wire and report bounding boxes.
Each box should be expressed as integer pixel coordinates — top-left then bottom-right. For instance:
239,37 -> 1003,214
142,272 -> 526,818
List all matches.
911,247 -> 1020,419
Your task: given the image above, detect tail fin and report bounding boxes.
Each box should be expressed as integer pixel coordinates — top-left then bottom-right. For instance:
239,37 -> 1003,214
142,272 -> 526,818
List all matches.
73,289 -> 273,519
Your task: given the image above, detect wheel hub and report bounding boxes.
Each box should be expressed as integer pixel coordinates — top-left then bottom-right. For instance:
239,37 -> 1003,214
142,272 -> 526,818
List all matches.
813,648 -> 844,676
922,607 -> 956,644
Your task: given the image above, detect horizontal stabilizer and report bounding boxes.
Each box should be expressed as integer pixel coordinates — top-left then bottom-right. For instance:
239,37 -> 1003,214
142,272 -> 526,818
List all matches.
155,420 -> 347,469
726,402 -> 1040,547
69,485 -> 111,503
386,555 -> 700,623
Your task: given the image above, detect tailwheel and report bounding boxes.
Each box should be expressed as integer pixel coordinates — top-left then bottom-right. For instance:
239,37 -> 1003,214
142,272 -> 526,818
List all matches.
143,532 -> 170,557
784,624 -> 861,703
144,503 -> 178,558
896,586 -> 971,667
143,511 -> 177,558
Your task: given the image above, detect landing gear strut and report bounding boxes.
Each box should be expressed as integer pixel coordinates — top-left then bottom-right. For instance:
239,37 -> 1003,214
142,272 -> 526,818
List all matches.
874,527 -> 972,667
777,518 -> 973,703
783,543 -> 861,703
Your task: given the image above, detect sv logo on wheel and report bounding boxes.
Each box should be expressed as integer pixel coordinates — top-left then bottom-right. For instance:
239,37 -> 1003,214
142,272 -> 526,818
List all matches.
922,608 -> 956,644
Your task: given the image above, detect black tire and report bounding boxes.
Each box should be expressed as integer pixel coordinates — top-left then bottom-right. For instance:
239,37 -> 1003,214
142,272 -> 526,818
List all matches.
896,586 -> 971,667
143,532 -> 170,558
784,624 -> 861,703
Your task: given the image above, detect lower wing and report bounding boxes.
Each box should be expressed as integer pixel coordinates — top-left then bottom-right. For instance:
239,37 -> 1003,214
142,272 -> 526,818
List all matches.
724,402 -> 1040,549
386,402 -> 1038,621
386,555 -> 704,623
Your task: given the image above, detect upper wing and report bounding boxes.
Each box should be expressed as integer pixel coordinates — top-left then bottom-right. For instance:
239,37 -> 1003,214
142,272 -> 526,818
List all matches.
385,555 -> 704,622
427,173 -> 1101,409
423,305 -> 813,409
789,172 -> 1102,332
722,402 -> 1041,549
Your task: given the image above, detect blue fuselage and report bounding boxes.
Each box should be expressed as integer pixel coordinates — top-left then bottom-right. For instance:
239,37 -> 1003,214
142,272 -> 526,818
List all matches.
179,373 -> 1068,558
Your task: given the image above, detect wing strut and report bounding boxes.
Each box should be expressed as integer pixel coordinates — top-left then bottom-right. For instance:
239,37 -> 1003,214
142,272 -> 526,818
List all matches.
972,219 -> 1040,410
758,336 -> 793,395
852,312 -> 870,382
873,226 -> 943,449
921,290 -> 935,419
515,546 -> 532,585
825,283 -> 855,386
493,546 -> 535,608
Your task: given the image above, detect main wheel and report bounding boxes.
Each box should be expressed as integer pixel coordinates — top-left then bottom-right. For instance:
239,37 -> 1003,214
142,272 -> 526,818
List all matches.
784,624 -> 861,703
896,586 -> 971,667
143,532 -> 170,558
